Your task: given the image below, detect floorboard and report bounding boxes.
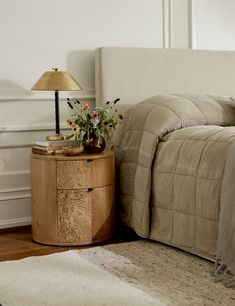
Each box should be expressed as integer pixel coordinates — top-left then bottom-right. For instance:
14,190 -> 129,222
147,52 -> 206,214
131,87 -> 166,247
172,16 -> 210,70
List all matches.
0,225 -> 137,261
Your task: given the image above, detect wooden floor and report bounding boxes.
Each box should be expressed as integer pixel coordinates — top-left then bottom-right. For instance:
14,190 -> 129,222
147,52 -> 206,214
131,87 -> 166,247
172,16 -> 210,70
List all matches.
0,225 -> 137,262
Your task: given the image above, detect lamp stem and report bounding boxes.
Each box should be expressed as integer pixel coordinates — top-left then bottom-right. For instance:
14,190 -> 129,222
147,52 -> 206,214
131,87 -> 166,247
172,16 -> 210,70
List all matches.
55,90 -> 60,135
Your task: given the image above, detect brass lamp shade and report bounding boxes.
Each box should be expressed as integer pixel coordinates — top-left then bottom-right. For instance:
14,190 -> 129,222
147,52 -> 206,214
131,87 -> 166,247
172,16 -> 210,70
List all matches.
31,68 -> 82,140
31,69 -> 82,91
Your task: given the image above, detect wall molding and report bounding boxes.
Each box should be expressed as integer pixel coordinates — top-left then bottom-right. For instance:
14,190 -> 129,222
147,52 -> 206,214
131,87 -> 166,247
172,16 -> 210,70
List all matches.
0,186 -> 30,194
0,94 -> 96,134
0,124 -> 70,133
0,217 -> 31,229
0,169 -> 30,176
0,186 -> 31,202
0,169 -> 30,181
162,0 -> 172,48
0,170 -> 30,194
163,0 -> 198,49
0,191 -> 31,202
188,0 -> 198,49
0,89 -> 95,101
0,125 -> 71,148
0,144 -> 34,149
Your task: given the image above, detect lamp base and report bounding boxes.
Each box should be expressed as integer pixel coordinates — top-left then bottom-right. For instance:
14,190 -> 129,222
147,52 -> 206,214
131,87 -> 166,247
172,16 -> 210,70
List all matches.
46,134 -> 74,141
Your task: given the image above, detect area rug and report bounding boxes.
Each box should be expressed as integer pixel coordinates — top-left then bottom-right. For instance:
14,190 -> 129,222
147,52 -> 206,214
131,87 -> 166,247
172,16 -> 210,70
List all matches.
79,240 -> 235,306
0,249 -> 160,306
1,240 -> 235,306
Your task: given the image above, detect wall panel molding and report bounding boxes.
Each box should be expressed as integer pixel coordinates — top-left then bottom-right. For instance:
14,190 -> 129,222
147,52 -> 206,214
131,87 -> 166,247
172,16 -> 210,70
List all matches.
0,186 -> 30,194
0,125 -> 70,134
0,95 -> 95,134
0,217 -> 31,229
0,169 -> 30,176
0,170 -> 30,189
0,195 -> 31,229
162,0 -> 172,48
0,89 -> 95,102
188,0 -> 198,49
0,191 -> 30,202
164,0 -> 194,49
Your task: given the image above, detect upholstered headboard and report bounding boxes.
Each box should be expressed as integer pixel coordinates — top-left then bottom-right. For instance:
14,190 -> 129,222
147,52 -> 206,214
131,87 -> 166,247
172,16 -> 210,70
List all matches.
95,47 -> 235,107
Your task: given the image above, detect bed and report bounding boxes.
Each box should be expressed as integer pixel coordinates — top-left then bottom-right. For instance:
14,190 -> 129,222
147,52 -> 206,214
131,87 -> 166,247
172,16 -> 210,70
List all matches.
95,47 -> 235,286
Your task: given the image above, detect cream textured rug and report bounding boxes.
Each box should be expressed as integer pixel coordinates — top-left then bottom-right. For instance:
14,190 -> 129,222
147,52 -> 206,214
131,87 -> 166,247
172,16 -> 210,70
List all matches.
0,249 -> 160,306
1,240 -> 235,306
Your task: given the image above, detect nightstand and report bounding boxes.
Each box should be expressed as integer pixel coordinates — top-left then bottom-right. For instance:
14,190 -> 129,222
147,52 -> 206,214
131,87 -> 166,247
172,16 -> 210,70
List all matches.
30,150 -> 115,246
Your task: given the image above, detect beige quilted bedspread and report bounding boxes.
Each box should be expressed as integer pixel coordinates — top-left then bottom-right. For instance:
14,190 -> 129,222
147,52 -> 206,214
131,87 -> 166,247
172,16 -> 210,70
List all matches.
114,94 -> 235,258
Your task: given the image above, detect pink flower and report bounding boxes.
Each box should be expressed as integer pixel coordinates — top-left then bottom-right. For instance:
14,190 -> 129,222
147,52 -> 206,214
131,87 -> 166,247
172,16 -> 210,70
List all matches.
91,113 -> 98,119
81,103 -> 90,111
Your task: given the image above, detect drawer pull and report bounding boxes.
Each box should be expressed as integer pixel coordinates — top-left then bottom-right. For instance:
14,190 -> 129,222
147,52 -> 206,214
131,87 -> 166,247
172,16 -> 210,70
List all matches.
87,159 -> 93,163
87,188 -> 94,192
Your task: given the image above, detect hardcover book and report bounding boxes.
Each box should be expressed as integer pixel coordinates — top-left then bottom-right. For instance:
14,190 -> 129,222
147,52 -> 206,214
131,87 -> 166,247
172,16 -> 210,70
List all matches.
35,139 -> 75,147
32,146 -> 64,155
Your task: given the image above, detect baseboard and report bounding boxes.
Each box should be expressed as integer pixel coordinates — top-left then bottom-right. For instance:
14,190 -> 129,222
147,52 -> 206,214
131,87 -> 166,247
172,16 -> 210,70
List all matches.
0,217 -> 31,229
0,224 -> 31,233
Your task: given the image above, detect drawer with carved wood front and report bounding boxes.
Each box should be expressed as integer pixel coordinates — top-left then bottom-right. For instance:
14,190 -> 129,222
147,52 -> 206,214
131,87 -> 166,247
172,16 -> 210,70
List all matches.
56,157 -> 113,189
30,150 -> 115,246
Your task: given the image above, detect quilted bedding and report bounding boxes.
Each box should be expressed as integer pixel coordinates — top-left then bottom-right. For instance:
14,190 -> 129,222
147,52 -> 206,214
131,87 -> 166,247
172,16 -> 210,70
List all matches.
151,125 -> 235,258
114,94 -> 235,259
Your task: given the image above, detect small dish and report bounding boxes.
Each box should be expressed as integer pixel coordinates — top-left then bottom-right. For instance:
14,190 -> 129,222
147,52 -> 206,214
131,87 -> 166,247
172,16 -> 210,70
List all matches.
63,146 -> 84,156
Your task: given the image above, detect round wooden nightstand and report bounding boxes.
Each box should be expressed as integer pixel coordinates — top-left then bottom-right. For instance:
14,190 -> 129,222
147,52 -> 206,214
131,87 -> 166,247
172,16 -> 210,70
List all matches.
30,150 -> 115,246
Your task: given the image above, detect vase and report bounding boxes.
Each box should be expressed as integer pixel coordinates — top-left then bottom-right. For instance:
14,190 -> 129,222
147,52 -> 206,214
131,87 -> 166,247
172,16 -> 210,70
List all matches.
83,135 -> 106,154
63,145 -> 84,156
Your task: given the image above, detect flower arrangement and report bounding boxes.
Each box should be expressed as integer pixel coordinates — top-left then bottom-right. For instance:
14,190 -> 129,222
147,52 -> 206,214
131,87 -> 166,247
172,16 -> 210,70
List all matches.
66,98 -> 123,151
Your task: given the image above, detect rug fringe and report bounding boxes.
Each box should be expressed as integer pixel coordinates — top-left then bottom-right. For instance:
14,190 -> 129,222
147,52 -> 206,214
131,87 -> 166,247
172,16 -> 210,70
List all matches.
211,259 -> 235,289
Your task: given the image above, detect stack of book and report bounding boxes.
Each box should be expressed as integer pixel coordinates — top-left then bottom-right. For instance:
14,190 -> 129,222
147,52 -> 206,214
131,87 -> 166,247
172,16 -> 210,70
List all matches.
32,139 -> 75,155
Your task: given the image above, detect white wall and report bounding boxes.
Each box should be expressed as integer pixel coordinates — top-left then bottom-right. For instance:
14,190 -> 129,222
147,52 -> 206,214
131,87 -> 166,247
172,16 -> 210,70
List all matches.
0,0 -> 165,228
0,0 -> 164,93
192,0 -> 235,50
171,0 -> 190,48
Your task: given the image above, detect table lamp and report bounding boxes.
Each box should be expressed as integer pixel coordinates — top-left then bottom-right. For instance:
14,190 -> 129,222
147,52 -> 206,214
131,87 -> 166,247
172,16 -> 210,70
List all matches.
31,68 -> 82,141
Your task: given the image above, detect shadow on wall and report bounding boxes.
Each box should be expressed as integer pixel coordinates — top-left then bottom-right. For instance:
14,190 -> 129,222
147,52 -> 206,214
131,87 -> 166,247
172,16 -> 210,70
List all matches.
0,79 -> 31,96
66,50 -> 95,91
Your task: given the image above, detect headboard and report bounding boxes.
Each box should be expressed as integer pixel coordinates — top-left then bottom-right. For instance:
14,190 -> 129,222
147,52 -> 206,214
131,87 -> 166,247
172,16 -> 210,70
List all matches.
95,47 -> 235,107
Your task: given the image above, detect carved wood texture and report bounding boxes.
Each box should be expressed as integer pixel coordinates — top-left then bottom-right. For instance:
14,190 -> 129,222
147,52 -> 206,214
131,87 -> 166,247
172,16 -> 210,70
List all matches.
57,190 -> 91,243
56,157 -> 113,189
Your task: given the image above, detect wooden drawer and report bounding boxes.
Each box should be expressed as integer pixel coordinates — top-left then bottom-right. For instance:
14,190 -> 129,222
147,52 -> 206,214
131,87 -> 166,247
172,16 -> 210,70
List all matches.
57,185 -> 114,244
56,157 -> 113,189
